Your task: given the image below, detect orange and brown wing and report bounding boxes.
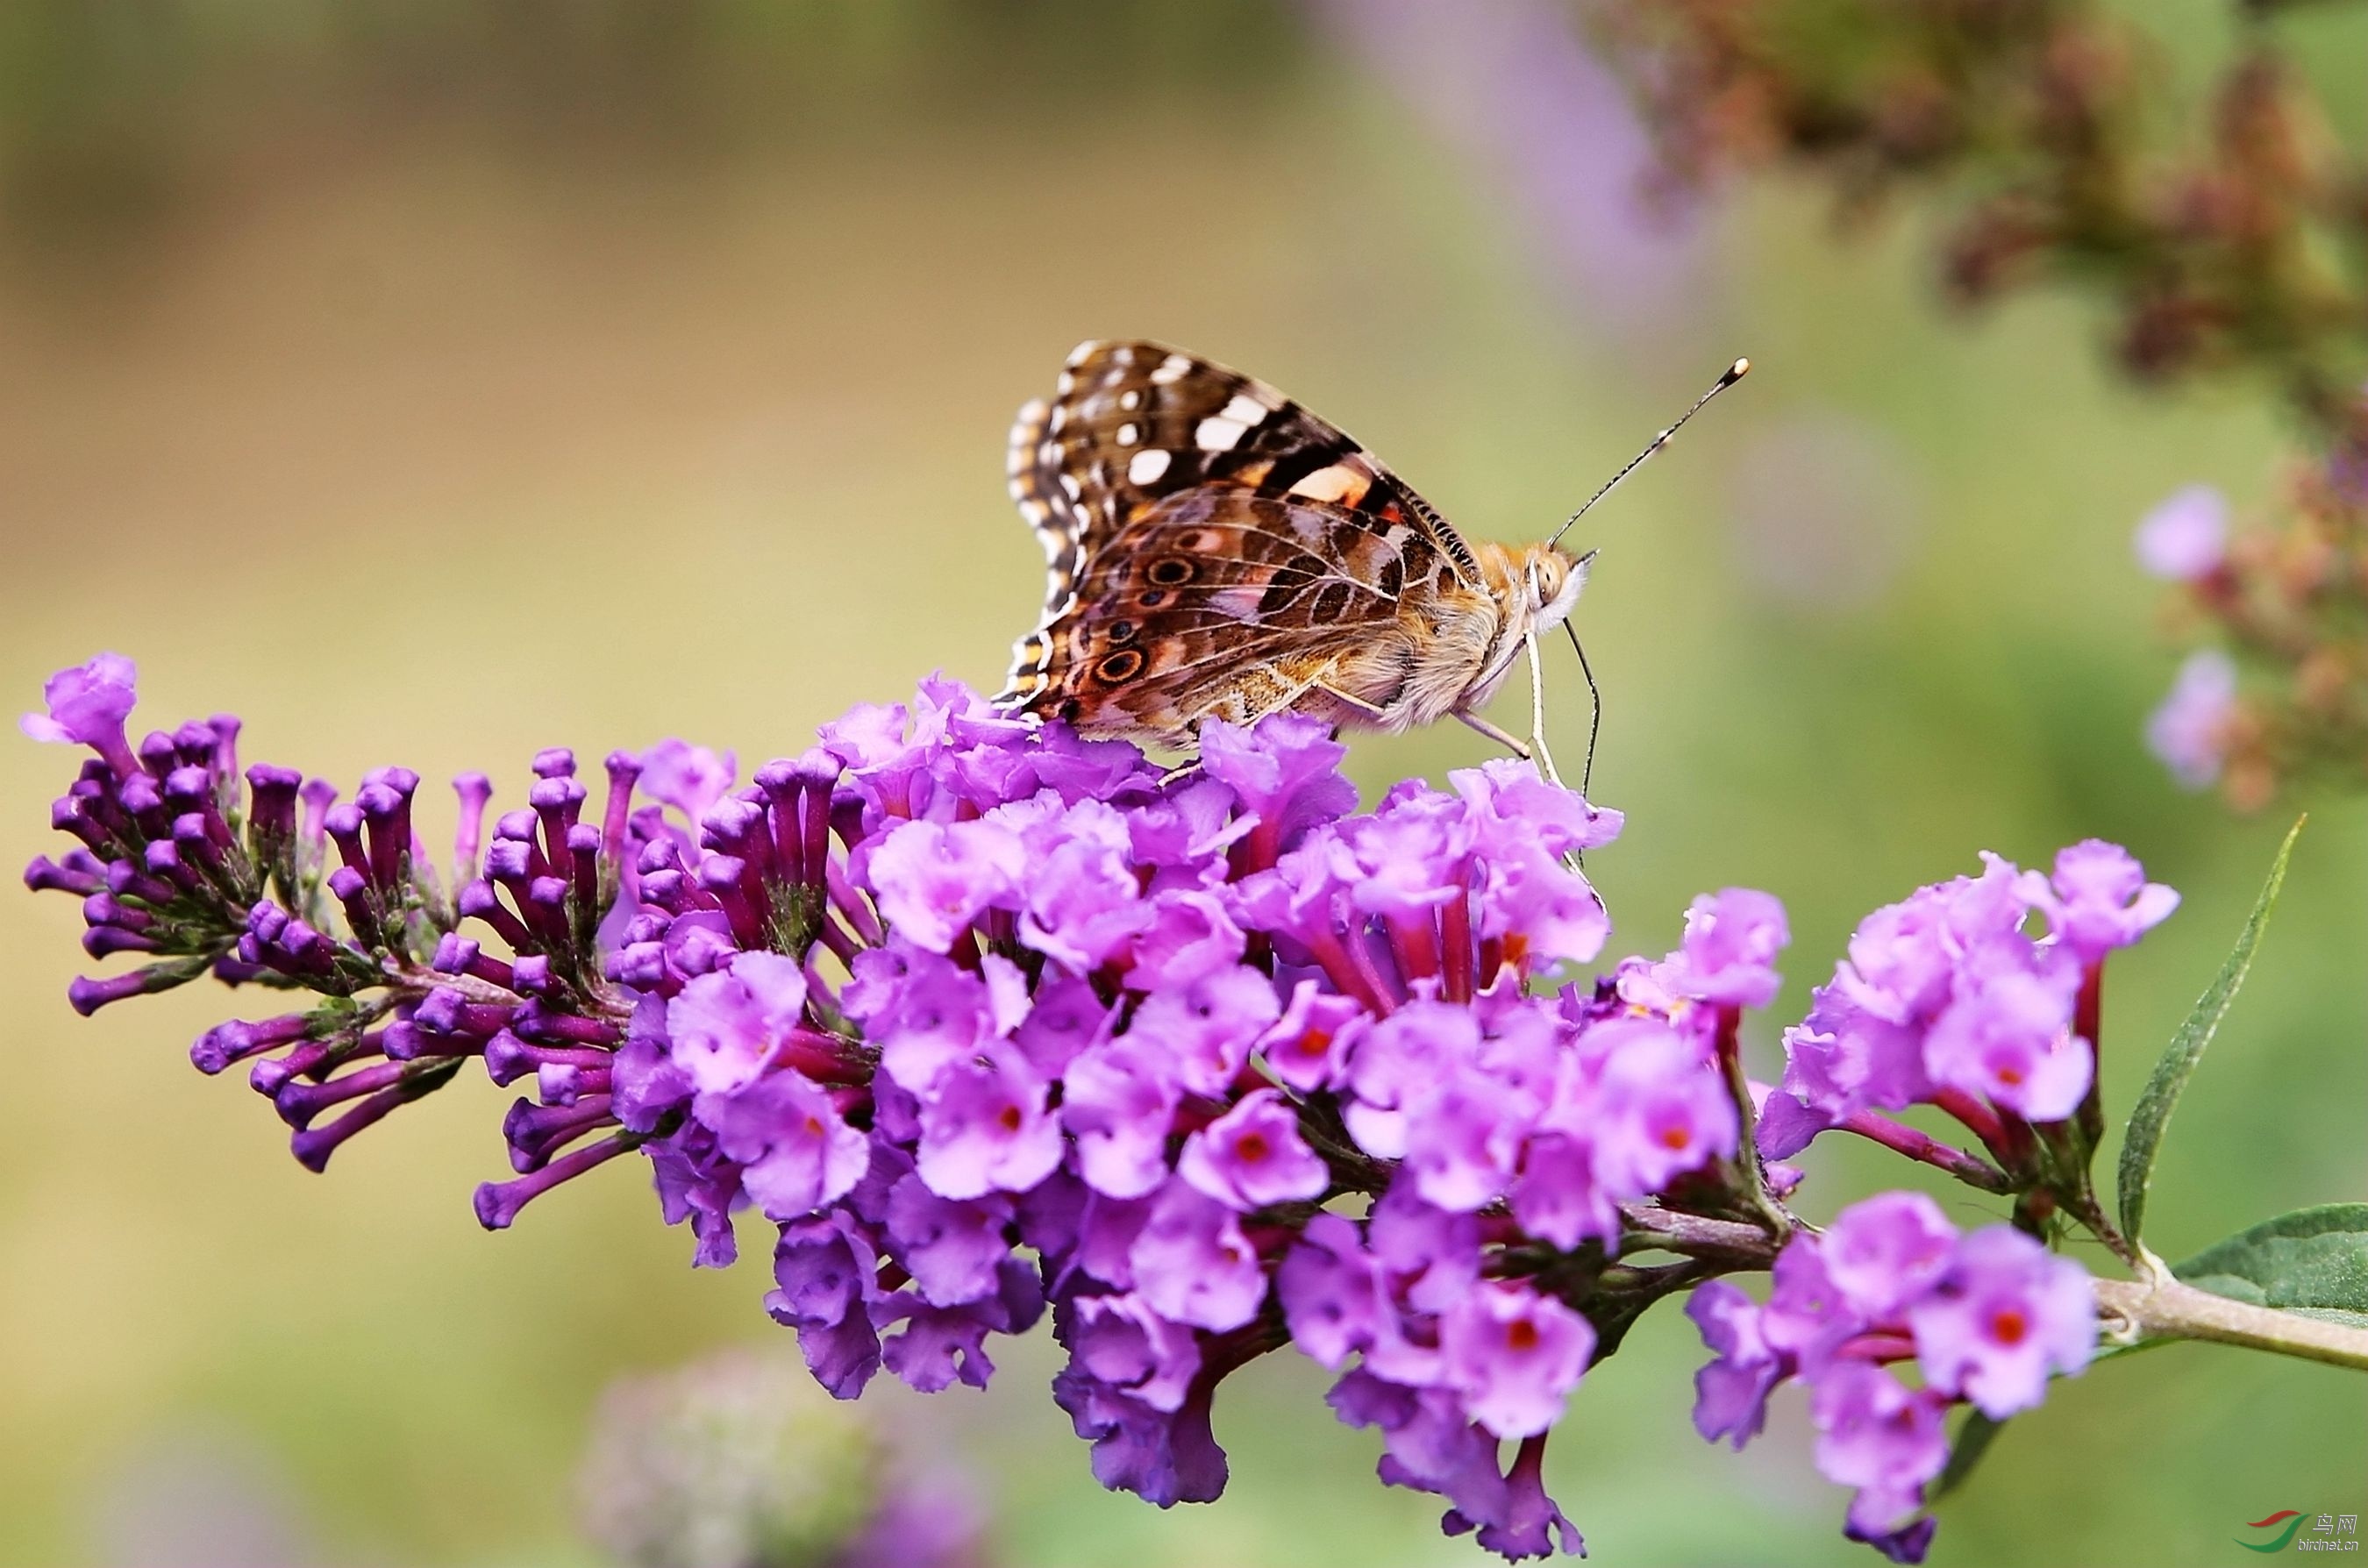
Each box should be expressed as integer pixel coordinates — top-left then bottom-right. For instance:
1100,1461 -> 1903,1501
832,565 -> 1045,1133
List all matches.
1000,339 -> 1477,737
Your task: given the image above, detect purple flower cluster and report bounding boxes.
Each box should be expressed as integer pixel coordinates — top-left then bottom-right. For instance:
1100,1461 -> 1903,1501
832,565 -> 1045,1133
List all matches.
25,652 -> 2131,1564
1688,1191 -> 2094,1561
1760,840 -> 2176,1170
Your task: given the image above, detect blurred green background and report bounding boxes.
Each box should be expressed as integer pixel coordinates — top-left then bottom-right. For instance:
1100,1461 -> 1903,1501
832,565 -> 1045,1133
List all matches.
3,3 -> 2362,1564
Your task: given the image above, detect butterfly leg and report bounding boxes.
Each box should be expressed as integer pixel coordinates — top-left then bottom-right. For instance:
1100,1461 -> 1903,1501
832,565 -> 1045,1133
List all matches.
1523,630 -> 1601,878
1453,709 -> 1532,761
1311,679 -> 1396,727
1523,631 -> 1567,790
1565,619 -> 1601,802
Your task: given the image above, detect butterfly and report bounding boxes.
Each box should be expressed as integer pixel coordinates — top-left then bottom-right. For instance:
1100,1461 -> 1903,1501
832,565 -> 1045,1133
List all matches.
996,339 -> 1744,783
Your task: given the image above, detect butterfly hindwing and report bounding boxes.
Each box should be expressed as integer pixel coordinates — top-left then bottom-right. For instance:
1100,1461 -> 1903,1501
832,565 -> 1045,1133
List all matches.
1024,488 -> 1450,740
1002,339 -> 1481,731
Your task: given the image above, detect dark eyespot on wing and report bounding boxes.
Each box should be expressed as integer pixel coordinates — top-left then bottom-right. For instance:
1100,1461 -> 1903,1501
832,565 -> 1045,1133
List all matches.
1095,649 -> 1146,685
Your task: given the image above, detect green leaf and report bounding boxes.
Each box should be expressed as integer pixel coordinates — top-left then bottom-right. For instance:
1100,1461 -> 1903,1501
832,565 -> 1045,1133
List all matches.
2173,1202 -> 2368,1322
2116,818 -> 2303,1244
1931,1409 -> 2005,1501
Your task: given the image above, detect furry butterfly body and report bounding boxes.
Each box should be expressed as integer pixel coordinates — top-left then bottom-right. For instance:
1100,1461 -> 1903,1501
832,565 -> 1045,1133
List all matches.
997,339 -> 1588,750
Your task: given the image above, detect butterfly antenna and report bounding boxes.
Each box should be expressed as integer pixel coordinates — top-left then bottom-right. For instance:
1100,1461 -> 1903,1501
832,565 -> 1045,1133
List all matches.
1548,357 -> 1750,547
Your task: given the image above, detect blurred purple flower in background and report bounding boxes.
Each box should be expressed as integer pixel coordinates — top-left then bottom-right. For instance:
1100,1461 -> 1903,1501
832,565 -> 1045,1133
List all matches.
1724,411 -> 1925,609
1310,0 -> 1706,341
2132,485 -> 2229,582
89,1422 -> 321,1568
2147,649 -> 2239,789
579,1348 -> 988,1568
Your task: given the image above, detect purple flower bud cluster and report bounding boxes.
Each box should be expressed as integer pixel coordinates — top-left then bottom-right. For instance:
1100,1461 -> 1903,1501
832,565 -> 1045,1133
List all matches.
1759,840 -> 2176,1176
1689,1191 -> 2094,1562
25,652 -> 2136,1564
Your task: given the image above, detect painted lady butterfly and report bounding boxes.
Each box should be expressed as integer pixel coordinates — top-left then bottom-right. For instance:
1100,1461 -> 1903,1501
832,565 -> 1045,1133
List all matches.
997,340 -> 1744,783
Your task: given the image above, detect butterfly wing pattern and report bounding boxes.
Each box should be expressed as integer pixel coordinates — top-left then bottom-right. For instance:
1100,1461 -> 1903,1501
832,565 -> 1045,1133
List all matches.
999,340 -> 1498,745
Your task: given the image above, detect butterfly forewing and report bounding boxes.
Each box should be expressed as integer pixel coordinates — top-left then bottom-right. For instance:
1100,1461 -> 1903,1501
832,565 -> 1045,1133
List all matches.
1001,339 -> 1485,737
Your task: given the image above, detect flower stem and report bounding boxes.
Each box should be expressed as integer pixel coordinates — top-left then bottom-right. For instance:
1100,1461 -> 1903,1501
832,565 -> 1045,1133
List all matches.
1930,1087 -> 2012,1165
1835,1109 -> 2014,1193
2093,1276 -> 2368,1372
2073,959 -> 2105,1151
1618,1204 -> 1787,1265
1712,1004 -> 1792,1237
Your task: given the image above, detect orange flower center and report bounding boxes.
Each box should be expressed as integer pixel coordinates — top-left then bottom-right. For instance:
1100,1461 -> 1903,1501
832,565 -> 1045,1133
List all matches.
1990,1308 -> 2029,1346
999,1104 -> 1024,1133
1237,1132 -> 1270,1164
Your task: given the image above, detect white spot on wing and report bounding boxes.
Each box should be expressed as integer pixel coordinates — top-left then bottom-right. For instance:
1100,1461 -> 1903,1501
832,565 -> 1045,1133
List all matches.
1119,389 -> 1142,410
1152,354 -> 1193,385
1116,424 -> 1139,445
1128,449 -> 1172,485
1196,416 -> 1247,451
1288,464 -> 1364,502
1220,393 -> 1267,425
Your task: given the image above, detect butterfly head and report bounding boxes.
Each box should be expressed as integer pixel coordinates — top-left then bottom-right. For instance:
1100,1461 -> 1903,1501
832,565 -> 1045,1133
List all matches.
1483,541 -> 1592,639
1461,541 -> 1592,709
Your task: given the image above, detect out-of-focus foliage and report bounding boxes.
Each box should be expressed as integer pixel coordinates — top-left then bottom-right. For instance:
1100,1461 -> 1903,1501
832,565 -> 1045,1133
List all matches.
1592,0 -> 2366,416
1594,0 -> 2368,809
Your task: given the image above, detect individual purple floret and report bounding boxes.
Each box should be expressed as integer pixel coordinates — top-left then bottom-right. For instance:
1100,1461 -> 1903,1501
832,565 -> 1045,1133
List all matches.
1654,887 -> 1790,1008
1906,1225 -> 2097,1419
2016,839 -> 2179,964
20,650 -> 142,776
